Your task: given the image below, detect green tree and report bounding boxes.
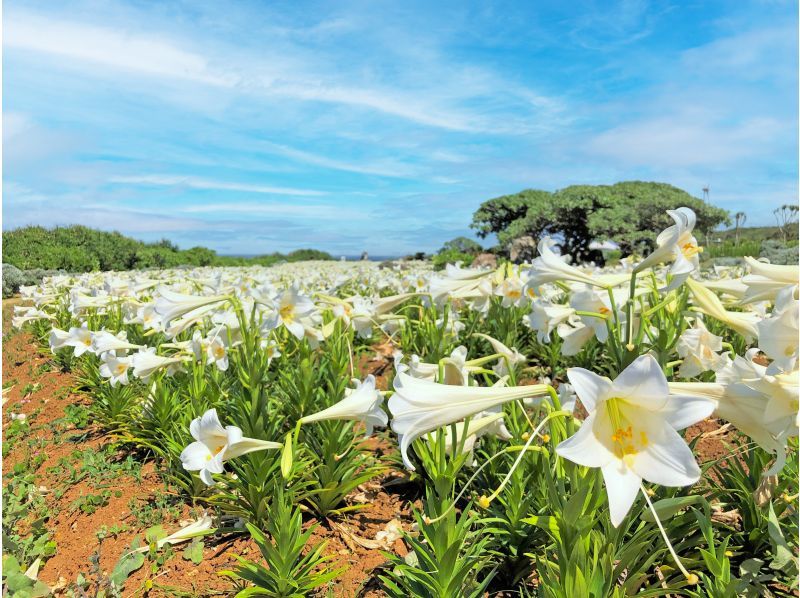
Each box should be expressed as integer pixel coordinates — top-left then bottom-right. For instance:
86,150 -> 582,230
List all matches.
438,236 -> 482,255
471,181 -> 729,262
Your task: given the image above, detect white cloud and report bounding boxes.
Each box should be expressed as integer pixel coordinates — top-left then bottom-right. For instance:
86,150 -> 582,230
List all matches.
4,13 -> 234,86
181,201 -> 367,220
586,114 -> 785,168
3,9 -> 561,133
108,175 -> 327,196
258,141 -> 419,177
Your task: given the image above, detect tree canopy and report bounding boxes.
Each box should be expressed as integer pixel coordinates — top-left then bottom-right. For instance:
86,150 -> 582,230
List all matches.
470,181 -> 730,262
438,236 -> 483,255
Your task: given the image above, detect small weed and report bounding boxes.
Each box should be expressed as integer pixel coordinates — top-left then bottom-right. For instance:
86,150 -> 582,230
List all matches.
20,382 -> 42,397
70,490 -> 114,515
128,493 -> 183,528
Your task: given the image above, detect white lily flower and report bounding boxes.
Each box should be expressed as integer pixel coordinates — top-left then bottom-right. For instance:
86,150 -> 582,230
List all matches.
92,330 -> 143,356
206,337 -> 229,372
556,355 -> 714,527
154,287 -> 229,328
526,237 -> 606,288
389,372 -> 549,469
442,346 -> 470,385
49,328 -> 71,353
260,338 -> 281,364
495,276 -> 525,307
557,382 -> 577,412
137,304 -> 163,331
670,351 -> 798,472
99,354 -> 132,386
408,354 -> 437,381
299,374 -> 388,436
11,306 -> 52,328
472,333 -> 526,376
741,257 -> 799,304
130,348 -> 186,380
686,278 -> 759,342
634,207 -> 701,287
675,319 -> 727,378
65,323 -> 95,357
557,321 -> 596,356
180,409 -> 282,485
265,286 -> 315,340
526,300 -> 575,343
128,515 -> 215,554
757,302 -> 799,372
569,287 -> 622,344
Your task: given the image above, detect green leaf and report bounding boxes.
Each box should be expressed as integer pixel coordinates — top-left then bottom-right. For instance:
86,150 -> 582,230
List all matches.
521,515 -> 560,540
3,554 -> 22,576
640,495 -> 705,523
182,540 -> 204,565
110,541 -> 146,588
767,502 -> 794,571
5,571 -> 34,592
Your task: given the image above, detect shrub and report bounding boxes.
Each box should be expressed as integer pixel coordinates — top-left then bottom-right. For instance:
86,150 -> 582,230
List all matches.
760,240 -> 799,265
2,264 -> 25,298
432,249 -> 475,271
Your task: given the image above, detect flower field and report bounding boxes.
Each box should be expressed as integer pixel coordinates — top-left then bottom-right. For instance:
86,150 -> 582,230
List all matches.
4,207 -> 799,597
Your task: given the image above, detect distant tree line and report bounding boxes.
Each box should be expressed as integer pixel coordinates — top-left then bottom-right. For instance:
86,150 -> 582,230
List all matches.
2,225 -> 333,272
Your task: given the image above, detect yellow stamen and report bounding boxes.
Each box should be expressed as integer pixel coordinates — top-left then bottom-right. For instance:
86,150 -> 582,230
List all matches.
279,304 -> 295,323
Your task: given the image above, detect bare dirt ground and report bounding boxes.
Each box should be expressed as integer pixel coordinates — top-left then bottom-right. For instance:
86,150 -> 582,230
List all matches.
2,298 -> 737,596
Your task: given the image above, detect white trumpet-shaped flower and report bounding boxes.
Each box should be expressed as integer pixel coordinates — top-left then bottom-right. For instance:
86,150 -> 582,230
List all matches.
675,319 -> 727,378
180,409 -> 281,485
526,300 -> 576,343
91,330 -> 143,356
65,323 -> 95,357
128,514 -> 215,554
265,286 -> 315,340
556,355 -> 714,527
757,302 -> 799,373
526,237 -> 605,288
634,207 -> 701,286
472,333 -> 526,376
685,278 -> 759,342
99,354 -> 132,386
49,328 -> 71,353
130,347 -> 186,380
299,374 -> 387,436
389,372 -> 549,469
154,287 -> 229,328
741,257 -> 799,304
670,350 -> 798,472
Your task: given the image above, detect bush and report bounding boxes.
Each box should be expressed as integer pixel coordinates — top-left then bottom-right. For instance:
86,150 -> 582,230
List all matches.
760,240 -> 799,265
2,265 -> 25,298
2,225 -> 334,273
439,237 -> 482,255
432,249 -> 475,271
2,265 -> 66,298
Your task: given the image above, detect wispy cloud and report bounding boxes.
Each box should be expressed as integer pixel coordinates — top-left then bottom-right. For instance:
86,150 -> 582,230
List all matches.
108,175 -> 327,196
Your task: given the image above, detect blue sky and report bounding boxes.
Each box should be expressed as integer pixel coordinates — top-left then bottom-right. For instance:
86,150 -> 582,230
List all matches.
3,0 -> 797,256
